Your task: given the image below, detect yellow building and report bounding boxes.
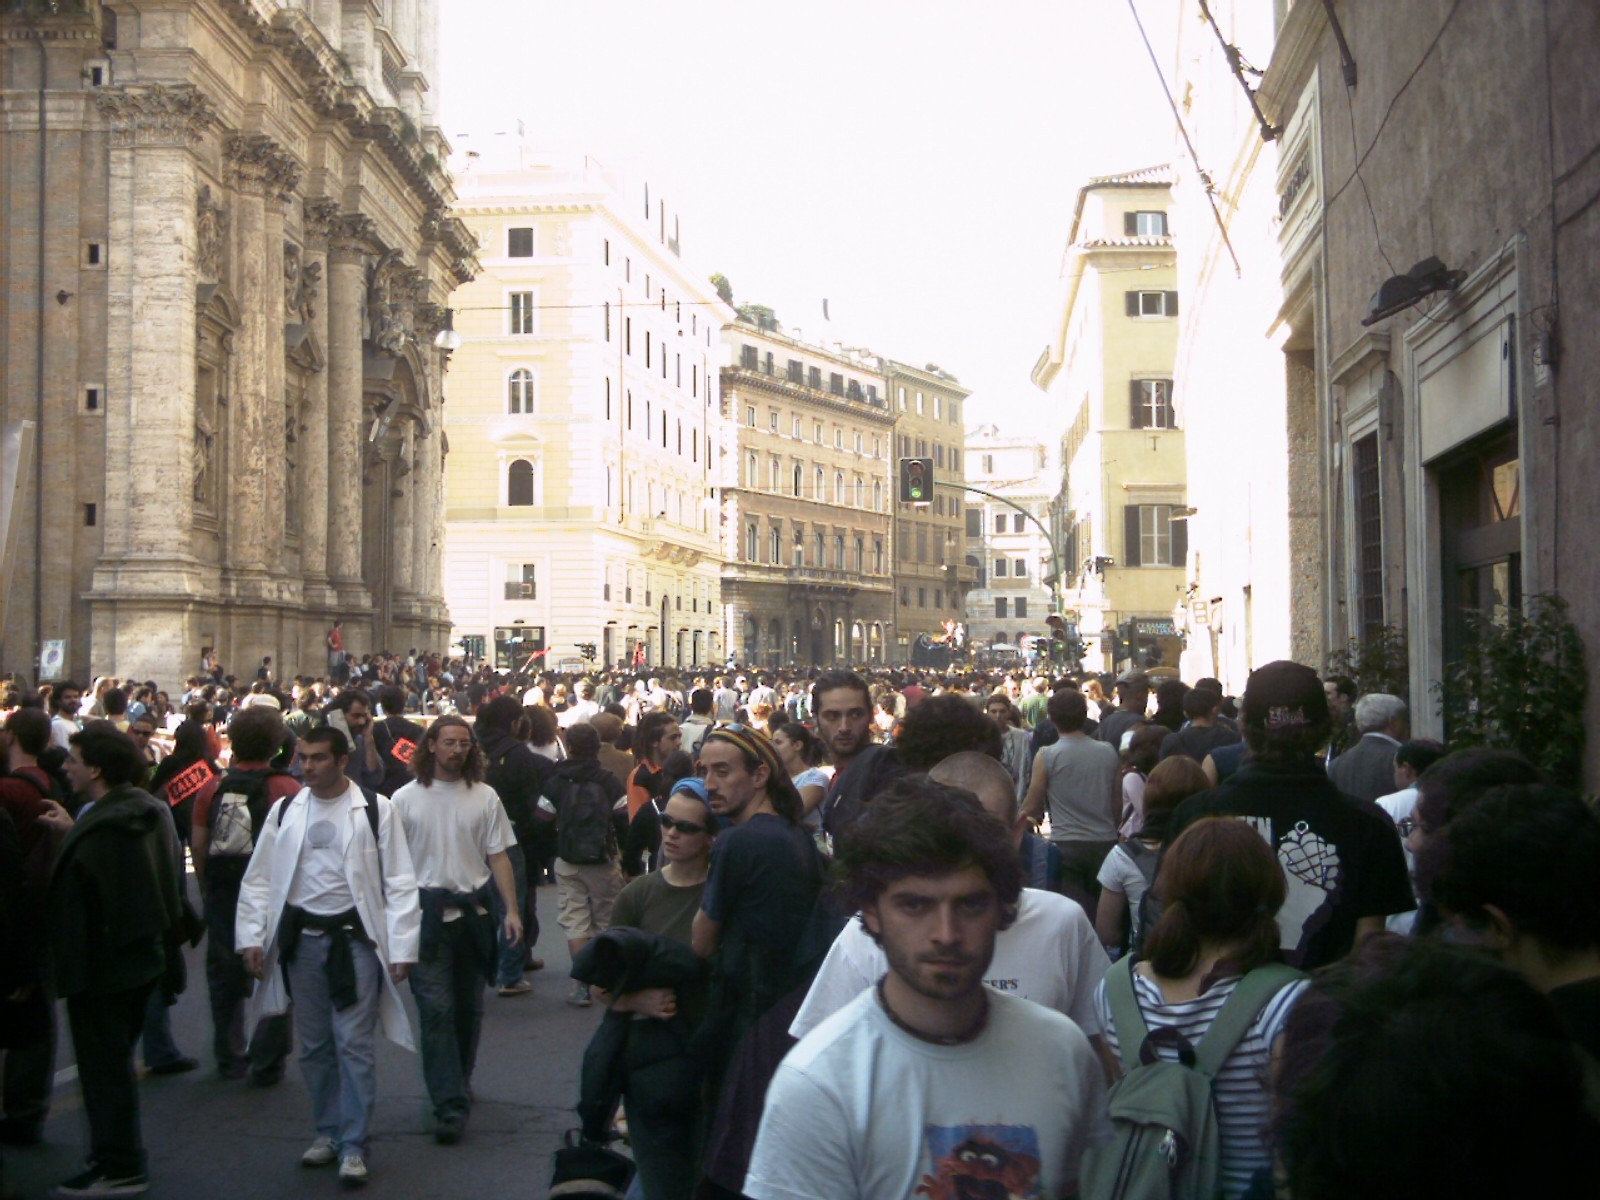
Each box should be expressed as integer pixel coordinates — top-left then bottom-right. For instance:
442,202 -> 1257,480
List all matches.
1033,166 -> 1187,672
443,148 -> 731,670
719,324 -> 894,666
885,362 -> 974,657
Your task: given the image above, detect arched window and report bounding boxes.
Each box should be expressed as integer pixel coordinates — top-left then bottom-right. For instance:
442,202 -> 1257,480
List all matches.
508,368 -> 534,413
854,475 -> 864,506
793,463 -> 803,496
814,466 -> 824,499
747,451 -> 758,487
508,459 -> 534,506
834,471 -> 844,503
873,479 -> 884,511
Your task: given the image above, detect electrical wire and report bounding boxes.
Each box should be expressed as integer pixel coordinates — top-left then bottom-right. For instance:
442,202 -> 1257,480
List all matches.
1343,75 -> 1397,277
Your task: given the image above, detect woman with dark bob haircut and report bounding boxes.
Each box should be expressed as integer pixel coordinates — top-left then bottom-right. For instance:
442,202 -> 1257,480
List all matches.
1092,818 -> 1305,1199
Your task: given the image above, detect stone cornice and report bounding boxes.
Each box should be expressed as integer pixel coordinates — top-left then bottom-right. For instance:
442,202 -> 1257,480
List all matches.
224,131 -> 303,201
722,368 -> 897,427
329,212 -> 380,261
95,83 -> 218,148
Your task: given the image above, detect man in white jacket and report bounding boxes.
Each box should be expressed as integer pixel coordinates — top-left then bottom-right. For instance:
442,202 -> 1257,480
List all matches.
237,725 -> 420,1188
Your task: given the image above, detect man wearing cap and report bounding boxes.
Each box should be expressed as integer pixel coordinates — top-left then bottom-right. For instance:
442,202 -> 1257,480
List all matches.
1168,661 -> 1413,970
1095,670 -> 1149,751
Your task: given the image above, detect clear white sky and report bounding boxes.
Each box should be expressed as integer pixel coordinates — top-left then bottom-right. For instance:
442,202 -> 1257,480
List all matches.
439,0 -> 1180,440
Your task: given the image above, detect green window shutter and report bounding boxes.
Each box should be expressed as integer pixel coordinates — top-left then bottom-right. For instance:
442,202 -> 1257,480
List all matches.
1124,506 -> 1142,568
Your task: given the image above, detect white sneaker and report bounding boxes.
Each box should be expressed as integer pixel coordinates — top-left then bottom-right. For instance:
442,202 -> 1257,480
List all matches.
338,1154 -> 369,1186
300,1137 -> 338,1167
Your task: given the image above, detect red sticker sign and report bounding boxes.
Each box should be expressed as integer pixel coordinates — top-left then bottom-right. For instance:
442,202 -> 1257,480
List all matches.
166,761 -> 216,806
391,737 -> 417,765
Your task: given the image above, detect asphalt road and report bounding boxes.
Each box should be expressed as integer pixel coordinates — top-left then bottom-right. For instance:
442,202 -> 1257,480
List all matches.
4,882 -> 601,1199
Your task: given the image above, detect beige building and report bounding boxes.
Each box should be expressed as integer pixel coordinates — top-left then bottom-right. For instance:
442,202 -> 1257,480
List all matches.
886,362 -> 973,657
720,324 -> 894,666
962,424 -> 1056,658
0,0 -> 473,686
443,148 -> 728,671
1033,167 -> 1187,673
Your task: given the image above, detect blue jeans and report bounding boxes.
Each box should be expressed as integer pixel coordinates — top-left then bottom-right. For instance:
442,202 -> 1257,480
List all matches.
286,931 -> 382,1158
492,844 -> 534,986
139,987 -> 185,1070
409,919 -> 486,1121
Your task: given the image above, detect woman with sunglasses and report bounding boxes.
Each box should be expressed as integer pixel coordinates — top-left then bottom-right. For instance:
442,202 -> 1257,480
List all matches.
604,777 -> 717,1200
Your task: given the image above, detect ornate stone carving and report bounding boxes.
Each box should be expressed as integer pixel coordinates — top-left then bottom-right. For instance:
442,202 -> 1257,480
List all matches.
329,213 -> 376,263
303,197 -> 342,245
196,185 -> 229,282
94,84 -> 217,148
413,302 -> 445,340
194,406 -> 216,503
283,242 -> 322,322
223,132 -> 303,202
365,250 -> 417,357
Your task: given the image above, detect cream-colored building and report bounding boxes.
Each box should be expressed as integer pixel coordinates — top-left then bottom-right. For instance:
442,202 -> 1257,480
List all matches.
719,324 -> 894,666
886,362 -> 974,657
443,148 -> 729,671
1033,167 -> 1187,672
962,424 -> 1056,657
1,0 -> 473,685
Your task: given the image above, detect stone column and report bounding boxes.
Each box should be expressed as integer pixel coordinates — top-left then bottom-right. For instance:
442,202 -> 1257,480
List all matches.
223,133 -> 301,576
392,423 -> 416,598
327,216 -> 372,601
298,199 -> 339,599
90,84 -> 216,682
410,417 -> 434,606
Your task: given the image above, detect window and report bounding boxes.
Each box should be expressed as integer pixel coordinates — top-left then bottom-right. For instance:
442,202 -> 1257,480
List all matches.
916,391 -> 925,414
854,432 -> 863,455
770,457 -> 781,491
792,415 -> 802,438
604,301 -> 611,341
966,508 -> 982,537
1124,210 -> 1169,237
793,463 -> 803,496
814,531 -> 825,566
504,563 -> 537,599
901,587 -> 910,606
808,366 -> 822,390
764,351 -> 775,375
834,427 -> 843,449
1353,433 -> 1384,637
1130,379 -> 1176,429
507,227 -> 533,257
786,359 -> 804,383
873,479 -> 883,511
994,513 -> 1006,533
1123,504 -> 1186,567
1013,514 -> 1025,533
746,452 -> 758,486
934,395 -> 944,420
85,386 -> 101,412
1015,598 -> 1028,618
834,535 -> 845,569
918,587 -> 927,607
509,292 -> 535,334
84,242 -> 104,267
814,421 -> 823,442
771,524 -> 782,563
873,539 -> 884,573
854,537 -> 864,572
745,406 -> 756,427
982,454 -> 994,473
815,466 -> 825,498
934,444 -> 944,467
746,523 -> 758,561
994,597 -> 1008,618
84,502 -> 96,526
1126,290 -> 1180,317
507,459 -> 534,506
951,448 -> 960,471
829,372 -> 844,396
834,472 -> 844,503
994,558 -> 1006,577
1014,558 -> 1026,578
507,368 -> 534,414
769,410 -> 779,431
740,345 -> 759,369
793,526 -> 804,566
873,435 -> 881,458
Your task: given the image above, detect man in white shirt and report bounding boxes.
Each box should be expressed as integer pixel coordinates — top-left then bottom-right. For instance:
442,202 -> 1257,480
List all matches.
792,752 -> 1110,1054
48,681 -> 83,750
389,717 -> 522,1145
557,680 -> 600,729
236,726 -> 420,1188
747,778 -> 1109,1200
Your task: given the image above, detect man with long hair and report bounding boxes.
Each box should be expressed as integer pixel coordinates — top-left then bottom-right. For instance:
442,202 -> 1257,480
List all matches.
390,717 -> 521,1144
745,778 -> 1108,1200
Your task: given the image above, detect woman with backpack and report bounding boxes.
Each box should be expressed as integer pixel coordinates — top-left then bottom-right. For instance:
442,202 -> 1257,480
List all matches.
148,718 -> 221,844
1094,755 -> 1209,958
1087,818 -> 1307,1200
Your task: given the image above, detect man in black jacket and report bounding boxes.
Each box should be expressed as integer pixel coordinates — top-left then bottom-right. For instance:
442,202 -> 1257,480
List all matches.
48,725 -> 186,1198
477,695 -> 551,994
373,684 -> 427,800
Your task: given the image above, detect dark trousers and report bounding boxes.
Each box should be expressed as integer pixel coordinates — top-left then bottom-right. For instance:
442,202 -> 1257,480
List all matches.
409,919 -> 486,1121
2,993 -> 55,1129
66,983 -> 154,1177
205,884 -> 292,1076
493,844 -> 537,984
1056,839 -> 1116,913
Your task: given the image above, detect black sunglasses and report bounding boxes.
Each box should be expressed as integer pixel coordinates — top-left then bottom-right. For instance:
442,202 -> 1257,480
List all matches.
658,814 -> 709,836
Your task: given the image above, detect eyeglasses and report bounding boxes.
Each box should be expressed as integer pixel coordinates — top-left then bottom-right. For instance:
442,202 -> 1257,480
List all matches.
658,814 -> 709,836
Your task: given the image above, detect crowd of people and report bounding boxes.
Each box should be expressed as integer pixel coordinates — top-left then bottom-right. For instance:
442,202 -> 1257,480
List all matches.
1,652 -> 1597,1199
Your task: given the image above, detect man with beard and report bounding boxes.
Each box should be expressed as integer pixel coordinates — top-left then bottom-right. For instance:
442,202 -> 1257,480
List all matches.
812,670 -> 904,840
745,778 -> 1109,1200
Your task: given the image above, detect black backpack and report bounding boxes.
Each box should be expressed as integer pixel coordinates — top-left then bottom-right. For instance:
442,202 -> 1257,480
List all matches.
553,775 -> 617,866
1125,839 -> 1163,954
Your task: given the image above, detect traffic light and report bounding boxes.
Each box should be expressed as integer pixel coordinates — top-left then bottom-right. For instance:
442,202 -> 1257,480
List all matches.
899,457 -> 934,503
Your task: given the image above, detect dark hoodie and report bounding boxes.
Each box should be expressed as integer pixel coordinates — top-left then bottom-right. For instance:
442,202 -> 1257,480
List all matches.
479,726 -> 554,846
46,784 -> 185,999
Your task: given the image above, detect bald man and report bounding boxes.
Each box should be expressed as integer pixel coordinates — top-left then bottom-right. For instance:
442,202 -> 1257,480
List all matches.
789,753 -> 1110,1044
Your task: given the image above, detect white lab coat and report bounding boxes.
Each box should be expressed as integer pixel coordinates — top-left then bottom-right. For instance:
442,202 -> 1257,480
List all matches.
235,783 -> 421,1050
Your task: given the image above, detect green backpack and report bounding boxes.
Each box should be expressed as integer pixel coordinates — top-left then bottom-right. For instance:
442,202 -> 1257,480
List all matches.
1080,957 -> 1303,1200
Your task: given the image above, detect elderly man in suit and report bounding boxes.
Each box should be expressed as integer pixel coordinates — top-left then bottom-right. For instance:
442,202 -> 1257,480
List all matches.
1329,693 -> 1409,803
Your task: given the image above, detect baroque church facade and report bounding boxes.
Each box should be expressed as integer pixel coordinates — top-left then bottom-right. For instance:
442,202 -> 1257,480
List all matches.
0,0 -> 475,685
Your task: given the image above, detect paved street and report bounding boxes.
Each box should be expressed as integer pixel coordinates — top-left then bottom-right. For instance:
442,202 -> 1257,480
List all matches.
5,883 -> 597,1199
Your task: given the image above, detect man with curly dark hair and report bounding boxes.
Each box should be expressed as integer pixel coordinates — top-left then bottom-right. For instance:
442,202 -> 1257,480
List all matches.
745,777 -> 1109,1200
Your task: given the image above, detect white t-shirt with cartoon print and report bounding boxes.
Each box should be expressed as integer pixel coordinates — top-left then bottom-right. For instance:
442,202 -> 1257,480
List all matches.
747,988 -> 1110,1200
